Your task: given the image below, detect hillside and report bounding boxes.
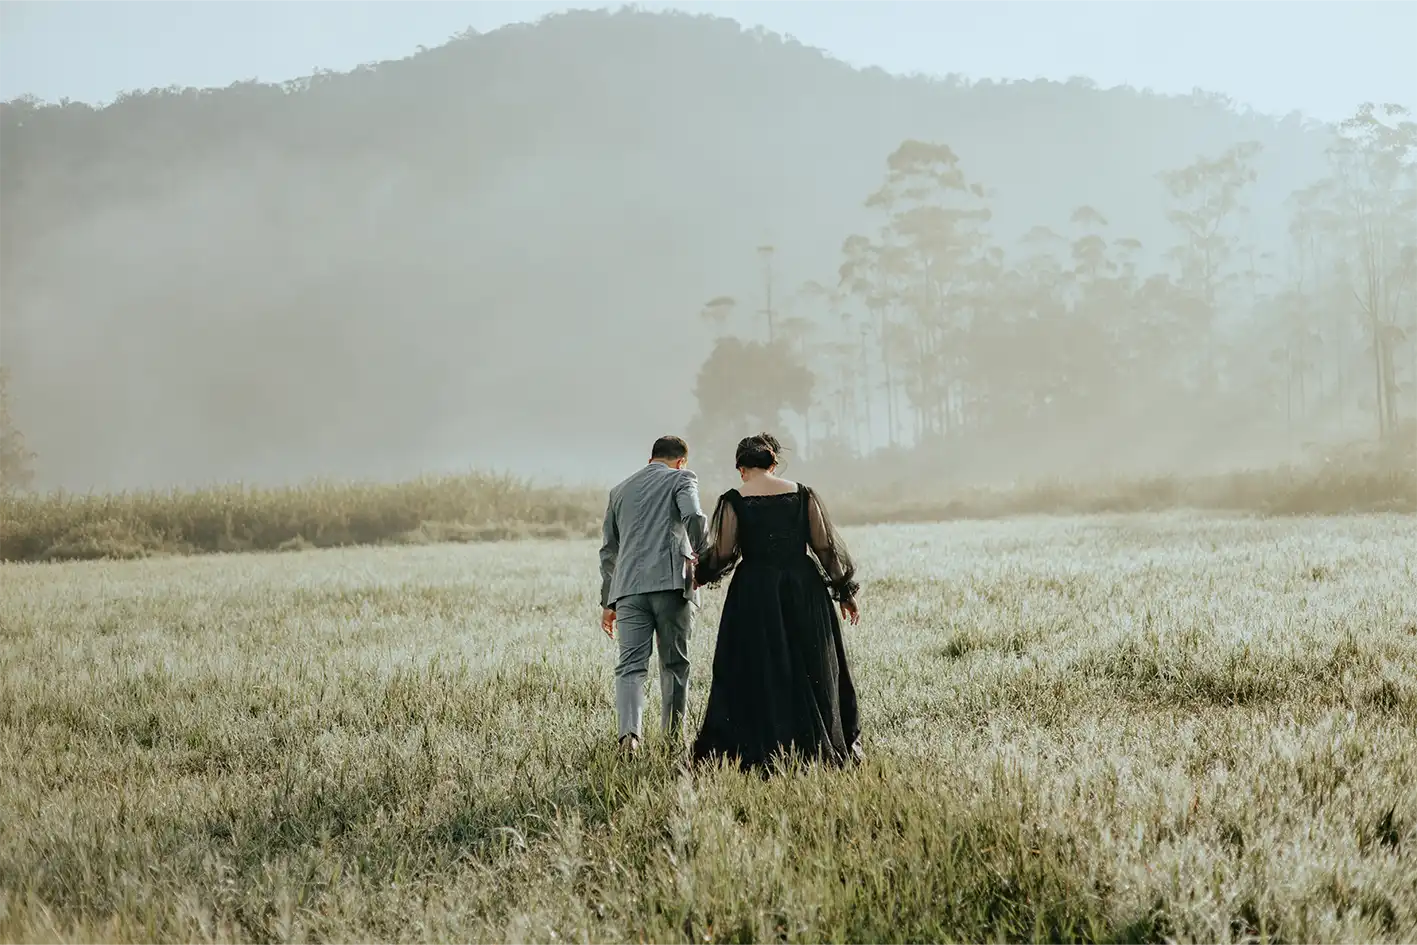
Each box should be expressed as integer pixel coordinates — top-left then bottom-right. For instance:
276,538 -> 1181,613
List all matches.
0,8 -> 1349,490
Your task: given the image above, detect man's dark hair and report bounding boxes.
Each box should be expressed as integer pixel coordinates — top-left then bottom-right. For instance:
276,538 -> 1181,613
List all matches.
650,435 -> 690,461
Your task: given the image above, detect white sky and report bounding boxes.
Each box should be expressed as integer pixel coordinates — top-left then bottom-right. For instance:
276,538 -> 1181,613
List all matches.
2,1 -> 1414,122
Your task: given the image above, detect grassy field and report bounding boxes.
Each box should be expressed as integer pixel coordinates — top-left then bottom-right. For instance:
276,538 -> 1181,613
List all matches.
2,513 -> 1416,943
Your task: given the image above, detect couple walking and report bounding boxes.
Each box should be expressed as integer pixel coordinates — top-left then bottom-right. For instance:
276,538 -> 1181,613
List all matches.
598,433 -> 864,769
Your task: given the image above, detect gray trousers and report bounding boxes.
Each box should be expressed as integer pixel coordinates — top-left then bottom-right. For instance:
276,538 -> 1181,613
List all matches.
614,590 -> 692,741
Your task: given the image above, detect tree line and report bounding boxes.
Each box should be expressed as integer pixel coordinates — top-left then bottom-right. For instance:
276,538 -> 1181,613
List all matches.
688,103 -> 1417,478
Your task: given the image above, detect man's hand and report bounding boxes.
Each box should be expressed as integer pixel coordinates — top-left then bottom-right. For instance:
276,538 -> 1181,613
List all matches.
600,607 -> 616,639
840,600 -> 861,627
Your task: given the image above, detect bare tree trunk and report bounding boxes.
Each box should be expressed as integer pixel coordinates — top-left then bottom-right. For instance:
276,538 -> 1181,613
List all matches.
877,306 -> 898,449
1298,338 -> 1307,426
859,328 -> 872,454
1373,318 -> 1388,440
1286,347 -> 1294,458
1382,329 -> 1400,435
1334,305 -> 1347,436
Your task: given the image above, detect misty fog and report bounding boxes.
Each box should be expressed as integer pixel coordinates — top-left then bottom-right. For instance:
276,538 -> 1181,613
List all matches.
1,8 -> 1413,495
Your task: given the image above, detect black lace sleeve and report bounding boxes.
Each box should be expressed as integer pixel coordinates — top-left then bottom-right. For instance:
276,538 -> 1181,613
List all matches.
804,486 -> 860,604
693,491 -> 741,588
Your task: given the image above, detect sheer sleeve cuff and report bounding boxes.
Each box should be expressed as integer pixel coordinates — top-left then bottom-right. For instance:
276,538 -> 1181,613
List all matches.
829,578 -> 860,604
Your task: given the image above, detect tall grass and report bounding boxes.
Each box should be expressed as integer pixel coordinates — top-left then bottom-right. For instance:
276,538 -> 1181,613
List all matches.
1,455 -> 1412,563
0,474 -> 604,563
832,461 -> 1417,525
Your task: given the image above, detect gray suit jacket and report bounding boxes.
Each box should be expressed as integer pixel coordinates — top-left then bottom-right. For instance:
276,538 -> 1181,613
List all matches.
599,462 -> 711,610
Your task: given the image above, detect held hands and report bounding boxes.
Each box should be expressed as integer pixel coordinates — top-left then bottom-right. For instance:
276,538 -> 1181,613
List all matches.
600,607 -> 616,639
840,599 -> 861,626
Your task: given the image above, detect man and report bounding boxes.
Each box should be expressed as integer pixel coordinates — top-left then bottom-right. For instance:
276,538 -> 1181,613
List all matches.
599,435 -> 711,754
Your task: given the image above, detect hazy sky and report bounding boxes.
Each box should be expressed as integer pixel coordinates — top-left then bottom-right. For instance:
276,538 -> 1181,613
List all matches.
2,1 -> 1413,122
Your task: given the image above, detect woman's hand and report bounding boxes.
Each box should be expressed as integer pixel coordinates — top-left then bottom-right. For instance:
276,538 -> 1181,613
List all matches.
840,599 -> 860,626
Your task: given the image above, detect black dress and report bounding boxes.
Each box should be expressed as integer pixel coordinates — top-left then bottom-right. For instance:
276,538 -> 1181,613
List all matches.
691,483 -> 864,770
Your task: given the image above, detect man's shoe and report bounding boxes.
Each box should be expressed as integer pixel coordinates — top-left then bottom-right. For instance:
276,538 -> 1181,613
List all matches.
618,733 -> 641,756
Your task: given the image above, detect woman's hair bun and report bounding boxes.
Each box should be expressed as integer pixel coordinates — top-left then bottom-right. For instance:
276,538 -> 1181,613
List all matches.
735,432 -> 783,470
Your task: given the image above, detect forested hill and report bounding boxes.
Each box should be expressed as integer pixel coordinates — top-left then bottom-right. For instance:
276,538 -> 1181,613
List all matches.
1,7 -> 1337,490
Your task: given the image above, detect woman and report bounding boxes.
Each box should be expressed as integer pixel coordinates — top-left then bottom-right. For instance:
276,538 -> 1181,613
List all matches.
691,433 -> 865,770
